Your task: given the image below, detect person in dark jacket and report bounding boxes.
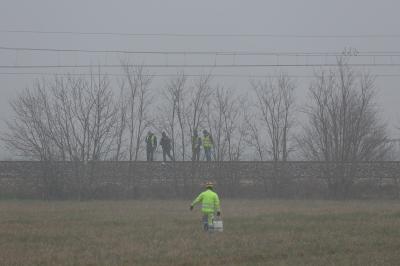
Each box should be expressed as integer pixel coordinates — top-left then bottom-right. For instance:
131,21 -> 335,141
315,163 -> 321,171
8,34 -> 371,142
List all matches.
160,131 -> 174,162
192,129 -> 202,161
145,131 -> 157,161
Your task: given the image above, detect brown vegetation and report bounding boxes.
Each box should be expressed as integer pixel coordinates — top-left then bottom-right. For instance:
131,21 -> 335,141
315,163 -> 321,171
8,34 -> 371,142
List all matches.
1,200 -> 400,265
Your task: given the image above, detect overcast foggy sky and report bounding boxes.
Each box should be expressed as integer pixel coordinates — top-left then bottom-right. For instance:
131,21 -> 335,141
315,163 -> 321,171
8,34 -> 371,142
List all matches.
0,0 -> 399,158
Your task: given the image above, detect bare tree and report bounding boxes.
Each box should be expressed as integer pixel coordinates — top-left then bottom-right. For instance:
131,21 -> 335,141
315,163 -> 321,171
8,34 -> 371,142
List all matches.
207,87 -> 246,161
157,73 -> 187,160
298,59 -> 392,197
207,87 -> 225,161
171,73 -> 187,160
2,73 -> 120,198
244,107 -> 266,161
298,60 -> 390,161
121,62 -> 153,161
250,73 -> 296,196
52,73 -> 117,162
186,74 -> 213,160
231,120 -> 248,161
221,90 -> 246,161
174,75 -> 187,161
88,72 -> 119,161
3,82 -> 53,160
251,73 -> 295,162
3,72 -> 118,162
112,84 -> 128,161
157,83 -> 177,159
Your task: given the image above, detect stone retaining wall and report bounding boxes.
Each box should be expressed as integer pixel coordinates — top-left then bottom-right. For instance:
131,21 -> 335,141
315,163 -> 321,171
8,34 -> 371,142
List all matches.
0,161 -> 399,199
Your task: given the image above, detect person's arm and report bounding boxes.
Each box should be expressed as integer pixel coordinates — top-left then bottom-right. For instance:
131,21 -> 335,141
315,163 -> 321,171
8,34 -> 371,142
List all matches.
191,192 -> 203,208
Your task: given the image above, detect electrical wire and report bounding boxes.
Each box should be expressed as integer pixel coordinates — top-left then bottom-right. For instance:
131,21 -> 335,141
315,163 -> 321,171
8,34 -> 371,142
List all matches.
0,72 -> 399,79
1,46 -> 400,57
0,63 -> 400,69
2,30 -> 400,39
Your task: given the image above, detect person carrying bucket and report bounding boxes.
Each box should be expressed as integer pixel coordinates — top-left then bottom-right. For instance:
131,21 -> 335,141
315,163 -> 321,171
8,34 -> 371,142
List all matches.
190,181 -> 221,231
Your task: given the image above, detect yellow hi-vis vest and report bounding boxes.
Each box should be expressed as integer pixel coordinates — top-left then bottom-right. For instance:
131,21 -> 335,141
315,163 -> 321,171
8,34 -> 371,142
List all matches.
191,189 -> 220,213
203,135 -> 213,149
146,135 -> 156,146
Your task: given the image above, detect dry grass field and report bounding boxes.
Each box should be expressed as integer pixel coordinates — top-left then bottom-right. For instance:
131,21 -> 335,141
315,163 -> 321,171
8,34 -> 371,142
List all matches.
1,199 -> 400,265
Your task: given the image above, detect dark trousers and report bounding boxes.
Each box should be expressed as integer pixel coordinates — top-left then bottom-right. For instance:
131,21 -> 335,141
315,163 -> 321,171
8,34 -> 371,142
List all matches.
162,148 -> 174,162
146,147 -> 155,161
204,148 -> 212,161
192,148 -> 200,161
202,212 -> 214,231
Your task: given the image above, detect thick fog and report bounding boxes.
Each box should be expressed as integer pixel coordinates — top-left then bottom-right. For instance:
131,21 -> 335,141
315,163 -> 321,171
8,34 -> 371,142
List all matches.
0,0 -> 399,159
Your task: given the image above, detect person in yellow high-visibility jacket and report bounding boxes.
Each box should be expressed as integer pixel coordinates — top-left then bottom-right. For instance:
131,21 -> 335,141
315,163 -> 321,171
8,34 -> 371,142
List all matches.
190,181 -> 221,231
202,130 -> 214,161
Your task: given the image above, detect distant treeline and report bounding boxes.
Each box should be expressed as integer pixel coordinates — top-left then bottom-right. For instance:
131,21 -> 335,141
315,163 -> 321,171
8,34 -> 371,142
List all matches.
2,57 -> 397,163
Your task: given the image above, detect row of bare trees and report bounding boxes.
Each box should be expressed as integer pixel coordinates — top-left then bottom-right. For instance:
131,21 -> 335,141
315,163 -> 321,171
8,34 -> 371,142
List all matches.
2,59 -> 395,163
3,74 -> 118,162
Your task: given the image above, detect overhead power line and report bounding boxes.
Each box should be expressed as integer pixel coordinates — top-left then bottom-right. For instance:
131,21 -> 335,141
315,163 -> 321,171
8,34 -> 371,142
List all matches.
1,63 -> 400,69
2,30 -> 400,39
1,46 -> 400,57
1,72 -> 400,79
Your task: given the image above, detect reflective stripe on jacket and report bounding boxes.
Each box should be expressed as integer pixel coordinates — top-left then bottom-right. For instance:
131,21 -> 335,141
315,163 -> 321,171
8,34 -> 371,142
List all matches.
191,189 -> 220,213
146,135 -> 157,147
202,135 -> 213,149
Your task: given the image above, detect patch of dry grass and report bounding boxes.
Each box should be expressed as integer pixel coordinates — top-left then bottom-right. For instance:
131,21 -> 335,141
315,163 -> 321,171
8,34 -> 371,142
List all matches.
1,200 -> 400,265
